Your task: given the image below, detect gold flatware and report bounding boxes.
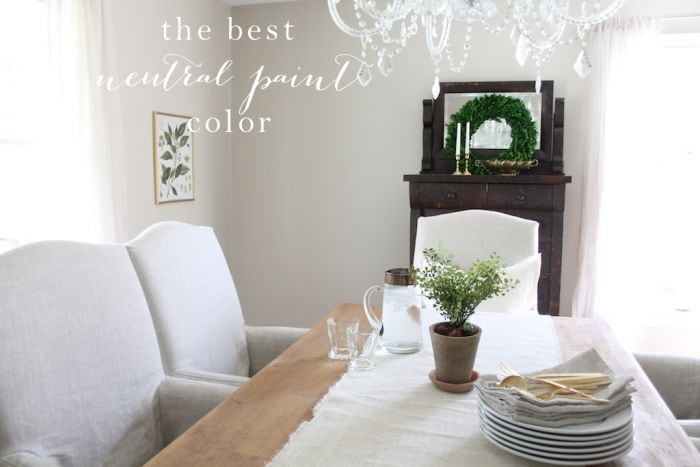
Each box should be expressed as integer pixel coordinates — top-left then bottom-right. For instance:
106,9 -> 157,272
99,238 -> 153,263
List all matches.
498,363 -> 611,403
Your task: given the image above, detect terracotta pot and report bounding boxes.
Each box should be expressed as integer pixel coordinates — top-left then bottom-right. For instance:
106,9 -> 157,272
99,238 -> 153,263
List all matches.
429,322 -> 482,384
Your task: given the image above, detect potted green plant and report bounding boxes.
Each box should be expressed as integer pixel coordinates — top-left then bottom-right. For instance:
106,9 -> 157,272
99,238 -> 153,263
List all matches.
415,247 -> 516,386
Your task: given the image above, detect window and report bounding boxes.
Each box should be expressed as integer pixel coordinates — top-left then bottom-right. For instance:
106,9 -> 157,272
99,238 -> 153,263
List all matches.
1,0 -> 112,251
596,29 -> 700,355
0,0 -> 50,251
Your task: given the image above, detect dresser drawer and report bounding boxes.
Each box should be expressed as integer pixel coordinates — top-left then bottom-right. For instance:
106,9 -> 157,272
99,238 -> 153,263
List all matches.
487,185 -> 554,211
409,183 -> 487,210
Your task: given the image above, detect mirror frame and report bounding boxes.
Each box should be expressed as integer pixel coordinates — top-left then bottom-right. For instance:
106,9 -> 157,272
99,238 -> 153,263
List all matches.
429,81 -> 554,172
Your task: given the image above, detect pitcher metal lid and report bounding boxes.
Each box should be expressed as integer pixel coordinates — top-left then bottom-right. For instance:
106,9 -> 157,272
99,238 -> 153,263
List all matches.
385,268 -> 415,286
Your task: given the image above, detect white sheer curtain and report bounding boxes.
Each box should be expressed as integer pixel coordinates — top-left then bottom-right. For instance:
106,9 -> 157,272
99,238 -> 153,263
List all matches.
0,0 -> 126,245
572,18 -> 661,320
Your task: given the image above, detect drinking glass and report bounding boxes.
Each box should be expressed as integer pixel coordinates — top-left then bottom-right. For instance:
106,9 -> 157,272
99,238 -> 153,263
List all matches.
327,317 -> 359,360
346,328 -> 379,371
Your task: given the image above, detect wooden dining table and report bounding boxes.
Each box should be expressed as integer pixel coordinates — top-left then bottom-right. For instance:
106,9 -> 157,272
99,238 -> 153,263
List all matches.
146,303 -> 700,467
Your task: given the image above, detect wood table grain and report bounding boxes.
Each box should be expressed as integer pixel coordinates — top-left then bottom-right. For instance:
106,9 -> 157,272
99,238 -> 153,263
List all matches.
146,304 -> 700,467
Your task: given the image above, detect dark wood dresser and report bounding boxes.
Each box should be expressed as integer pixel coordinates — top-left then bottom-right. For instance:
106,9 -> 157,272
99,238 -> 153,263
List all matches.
405,81 -> 571,316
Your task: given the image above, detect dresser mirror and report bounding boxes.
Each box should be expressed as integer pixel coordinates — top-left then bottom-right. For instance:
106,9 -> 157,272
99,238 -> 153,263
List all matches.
422,81 -> 560,174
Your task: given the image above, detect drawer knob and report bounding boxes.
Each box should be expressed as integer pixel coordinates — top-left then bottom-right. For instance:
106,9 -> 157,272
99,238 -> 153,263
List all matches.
446,191 -> 457,200
515,193 -> 526,202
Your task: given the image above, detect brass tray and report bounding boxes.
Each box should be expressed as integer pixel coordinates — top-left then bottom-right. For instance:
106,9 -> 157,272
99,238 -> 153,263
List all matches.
479,159 -> 539,176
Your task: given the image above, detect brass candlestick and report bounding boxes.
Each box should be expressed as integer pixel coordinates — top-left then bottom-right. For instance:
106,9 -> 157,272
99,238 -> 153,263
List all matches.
462,152 -> 471,176
452,153 -> 461,175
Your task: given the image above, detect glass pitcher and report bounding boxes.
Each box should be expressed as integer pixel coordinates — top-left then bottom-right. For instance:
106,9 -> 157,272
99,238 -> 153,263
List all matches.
363,268 -> 422,354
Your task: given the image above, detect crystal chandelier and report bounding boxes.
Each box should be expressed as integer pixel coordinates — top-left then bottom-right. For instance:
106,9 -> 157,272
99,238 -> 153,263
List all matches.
327,0 -> 627,98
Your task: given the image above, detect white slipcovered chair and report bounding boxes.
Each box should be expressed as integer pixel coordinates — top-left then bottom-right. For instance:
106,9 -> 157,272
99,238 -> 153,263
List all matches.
635,353 -> 700,451
126,222 -> 307,387
413,210 -> 541,313
0,242 -> 232,466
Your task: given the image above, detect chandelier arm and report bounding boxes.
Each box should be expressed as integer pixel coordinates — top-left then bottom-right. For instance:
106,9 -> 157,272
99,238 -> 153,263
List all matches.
416,2 -> 450,17
327,0 -> 382,37
355,0 -> 419,22
424,13 -> 452,61
546,0 -> 627,26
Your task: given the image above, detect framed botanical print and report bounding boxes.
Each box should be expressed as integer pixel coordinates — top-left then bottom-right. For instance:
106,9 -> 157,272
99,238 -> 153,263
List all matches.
153,111 -> 194,204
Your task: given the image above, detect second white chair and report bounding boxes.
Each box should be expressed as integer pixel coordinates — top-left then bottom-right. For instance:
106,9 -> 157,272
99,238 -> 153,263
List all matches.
127,222 -> 307,387
413,210 -> 541,314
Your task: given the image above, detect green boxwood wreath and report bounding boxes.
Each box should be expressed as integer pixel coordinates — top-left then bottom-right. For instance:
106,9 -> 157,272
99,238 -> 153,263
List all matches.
445,94 -> 538,175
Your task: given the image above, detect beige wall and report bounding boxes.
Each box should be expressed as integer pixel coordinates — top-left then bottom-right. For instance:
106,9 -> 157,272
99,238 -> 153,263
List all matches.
108,0 -> 234,253
226,0 -> 699,327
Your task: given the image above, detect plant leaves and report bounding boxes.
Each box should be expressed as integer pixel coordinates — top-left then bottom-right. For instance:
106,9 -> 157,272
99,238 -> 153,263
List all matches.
175,163 -> 191,178
176,122 -> 186,139
161,167 -> 171,184
161,151 -> 173,160
179,135 -> 189,146
414,248 -> 515,330
171,186 -> 178,196
164,131 -> 172,146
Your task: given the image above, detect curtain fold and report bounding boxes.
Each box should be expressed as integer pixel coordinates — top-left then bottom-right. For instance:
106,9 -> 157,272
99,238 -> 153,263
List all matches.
572,17 -> 660,319
0,0 -> 125,244
46,0 -> 127,242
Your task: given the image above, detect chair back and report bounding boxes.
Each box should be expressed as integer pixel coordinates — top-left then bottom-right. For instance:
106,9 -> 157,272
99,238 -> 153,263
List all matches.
127,222 -> 250,377
413,210 -> 539,269
0,242 -> 164,466
414,210 -> 540,313
635,353 -> 700,420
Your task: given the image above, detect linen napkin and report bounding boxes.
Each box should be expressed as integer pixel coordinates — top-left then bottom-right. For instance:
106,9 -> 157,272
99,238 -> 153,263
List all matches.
476,348 -> 635,428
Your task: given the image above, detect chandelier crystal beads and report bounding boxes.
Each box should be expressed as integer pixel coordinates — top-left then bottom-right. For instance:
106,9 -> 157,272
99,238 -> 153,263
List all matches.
327,0 -> 626,97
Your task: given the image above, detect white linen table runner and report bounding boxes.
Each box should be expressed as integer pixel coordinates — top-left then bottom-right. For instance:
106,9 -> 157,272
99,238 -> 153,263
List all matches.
269,311 -> 561,466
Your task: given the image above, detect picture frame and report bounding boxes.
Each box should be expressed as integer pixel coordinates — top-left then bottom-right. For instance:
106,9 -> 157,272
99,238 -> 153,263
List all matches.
153,111 -> 194,204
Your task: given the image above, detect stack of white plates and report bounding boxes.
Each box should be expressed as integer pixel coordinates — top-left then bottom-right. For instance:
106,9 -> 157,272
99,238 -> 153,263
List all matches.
478,401 -> 634,465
